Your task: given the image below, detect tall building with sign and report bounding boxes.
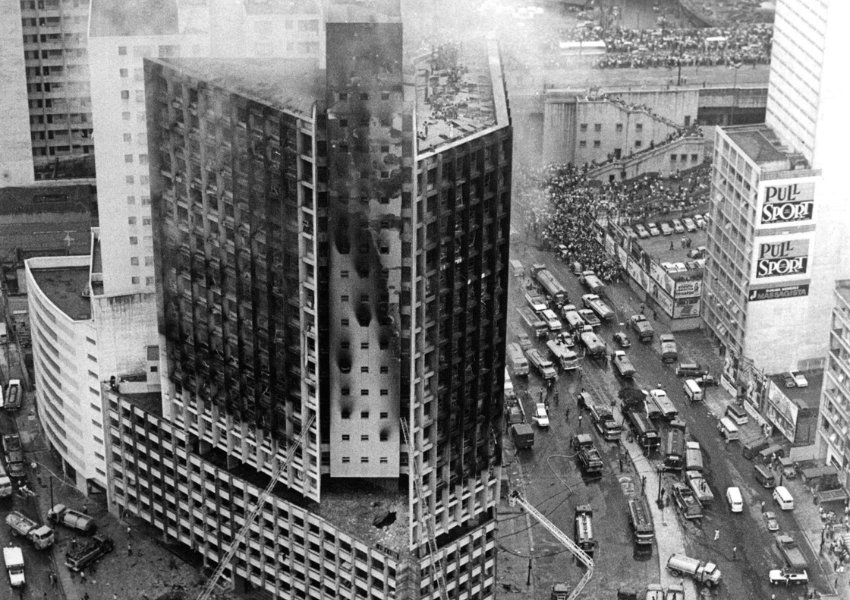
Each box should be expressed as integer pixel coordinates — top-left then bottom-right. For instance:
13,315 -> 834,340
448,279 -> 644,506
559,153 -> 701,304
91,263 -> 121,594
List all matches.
703,0 -> 850,376
101,9 -> 511,599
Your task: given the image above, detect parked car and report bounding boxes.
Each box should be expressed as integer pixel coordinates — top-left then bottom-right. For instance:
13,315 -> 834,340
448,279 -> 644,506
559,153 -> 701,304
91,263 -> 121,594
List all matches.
763,511 -> 779,532
532,404 -> 550,428
613,332 -> 631,348
768,568 -> 808,586
790,371 -> 808,387
660,222 -> 673,236
635,224 -> 650,238
624,226 -> 638,239
783,372 -> 797,388
647,222 -> 661,236
672,219 -> 685,233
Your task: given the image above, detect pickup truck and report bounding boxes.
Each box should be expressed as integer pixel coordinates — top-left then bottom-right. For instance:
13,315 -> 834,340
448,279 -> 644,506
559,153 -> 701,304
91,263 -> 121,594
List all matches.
582,294 -> 614,321
6,511 -> 54,549
630,314 -> 655,342
65,535 -> 114,572
48,504 -> 97,534
579,327 -> 606,359
572,434 -> 604,476
685,470 -> 714,506
3,546 -> 25,587
1,434 -> 25,479
579,270 -> 606,295
613,351 -> 636,378
775,534 -> 808,570
671,482 -> 703,519
578,308 -> 601,329
525,291 -> 548,313
660,334 -> 678,363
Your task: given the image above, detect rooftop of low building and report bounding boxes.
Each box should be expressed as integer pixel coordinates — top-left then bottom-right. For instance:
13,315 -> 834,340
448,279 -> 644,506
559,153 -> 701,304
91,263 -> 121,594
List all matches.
415,38 -> 509,155
31,266 -> 92,321
768,370 -> 824,410
244,0 -> 322,16
634,224 -> 708,274
89,0 -> 179,37
153,57 -> 323,119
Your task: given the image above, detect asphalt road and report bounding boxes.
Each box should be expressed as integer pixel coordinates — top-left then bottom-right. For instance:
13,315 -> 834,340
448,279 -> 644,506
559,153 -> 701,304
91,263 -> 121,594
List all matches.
504,240 -> 825,599
1,409 -> 55,600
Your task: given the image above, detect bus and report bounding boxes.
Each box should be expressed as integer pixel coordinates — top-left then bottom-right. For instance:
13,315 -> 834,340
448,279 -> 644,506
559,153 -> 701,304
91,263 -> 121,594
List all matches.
534,268 -> 569,307
626,409 -> 660,454
628,497 -> 655,545
663,427 -> 685,470
506,343 -> 529,376
518,307 -> 547,339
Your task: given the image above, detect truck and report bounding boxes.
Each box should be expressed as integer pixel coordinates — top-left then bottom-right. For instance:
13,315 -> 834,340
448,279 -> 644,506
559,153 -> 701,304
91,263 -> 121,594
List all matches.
574,505 -> 597,557
4,379 -> 22,410
561,304 -> 586,332
525,348 -> 558,380
579,326 -> 606,359
0,463 -> 12,498
629,314 -> 655,342
506,343 -> 529,376
660,334 -> 678,363
47,504 -> 97,534
671,482 -> 703,520
578,308 -> 601,329
3,546 -> 25,587
582,294 -> 614,321
6,511 -> 55,549
628,497 -> 655,545
589,403 -> 622,441
518,307 -> 548,340
546,339 -> 579,371
579,270 -> 606,295
65,535 -> 115,572
534,267 -> 569,307
572,434 -> 604,476
525,290 -> 548,313
775,534 -> 808,570
2,433 -> 25,479
685,470 -> 715,506
666,553 -> 722,586
613,351 -> 636,378
511,423 -> 535,449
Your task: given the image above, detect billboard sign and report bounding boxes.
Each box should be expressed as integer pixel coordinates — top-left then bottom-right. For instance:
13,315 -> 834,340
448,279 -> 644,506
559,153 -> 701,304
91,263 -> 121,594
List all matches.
757,177 -> 818,227
747,284 -> 809,302
754,238 -> 810,280
675,279 -> 702,298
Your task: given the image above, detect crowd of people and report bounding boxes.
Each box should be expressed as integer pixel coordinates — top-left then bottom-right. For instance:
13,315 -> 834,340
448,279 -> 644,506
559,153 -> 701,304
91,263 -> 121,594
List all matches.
519,163 -> 712,281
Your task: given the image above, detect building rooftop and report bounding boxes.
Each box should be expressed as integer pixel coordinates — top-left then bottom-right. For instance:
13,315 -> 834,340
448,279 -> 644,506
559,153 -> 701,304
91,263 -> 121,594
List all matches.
635,225 -> 708,269
769,370 -> 824,410
725,124 -> 810,169
416,39 -> 508,155
31,267 -> 92,321
155,57 -> 323,119
89,0 -> 179,37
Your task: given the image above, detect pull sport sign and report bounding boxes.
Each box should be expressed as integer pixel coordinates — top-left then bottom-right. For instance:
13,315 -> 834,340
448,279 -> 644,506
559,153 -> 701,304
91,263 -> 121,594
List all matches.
760,181 -> 816,225
755,239 -> 809,278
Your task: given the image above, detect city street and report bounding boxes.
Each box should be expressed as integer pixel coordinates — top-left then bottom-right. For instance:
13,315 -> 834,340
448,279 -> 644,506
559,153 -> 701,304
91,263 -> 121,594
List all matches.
499,240 -> 828,599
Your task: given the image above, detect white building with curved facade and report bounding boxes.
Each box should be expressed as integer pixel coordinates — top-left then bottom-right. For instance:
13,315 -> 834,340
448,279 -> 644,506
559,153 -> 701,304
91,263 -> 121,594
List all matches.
26,254 -> 105,493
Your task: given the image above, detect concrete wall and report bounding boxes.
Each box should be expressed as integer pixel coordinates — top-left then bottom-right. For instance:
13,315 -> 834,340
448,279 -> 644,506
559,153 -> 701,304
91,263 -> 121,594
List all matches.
606,88 -> 701,127
92,291 -> 159,383
0,0 -> 35,187
588,136 -> 706,182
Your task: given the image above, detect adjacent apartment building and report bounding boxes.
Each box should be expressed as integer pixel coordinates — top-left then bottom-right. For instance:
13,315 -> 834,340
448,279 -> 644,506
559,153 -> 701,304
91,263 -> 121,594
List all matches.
101,11 -> 512,600
703,0 -> 850,376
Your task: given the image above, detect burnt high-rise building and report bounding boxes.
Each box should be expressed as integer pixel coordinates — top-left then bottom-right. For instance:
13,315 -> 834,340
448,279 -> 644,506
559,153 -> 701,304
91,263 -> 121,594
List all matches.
106,7 -> 512,599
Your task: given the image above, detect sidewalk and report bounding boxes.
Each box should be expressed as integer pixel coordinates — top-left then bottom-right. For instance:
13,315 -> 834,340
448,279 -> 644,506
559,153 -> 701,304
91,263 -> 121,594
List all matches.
497,445 -> 537,600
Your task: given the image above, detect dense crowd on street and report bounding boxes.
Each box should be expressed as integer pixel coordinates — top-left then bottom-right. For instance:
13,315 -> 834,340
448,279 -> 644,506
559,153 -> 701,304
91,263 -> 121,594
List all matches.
520,163 -> 711,281
551,22 -> 772,69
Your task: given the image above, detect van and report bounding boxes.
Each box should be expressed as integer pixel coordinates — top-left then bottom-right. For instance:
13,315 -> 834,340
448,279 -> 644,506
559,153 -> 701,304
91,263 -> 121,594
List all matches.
754,464 -> 776,488
683,379 -> 703,402
742,439 -> 770,460
717,417 -> 739,442
510,259 -> 524,278
726,487 -> 743,513
773,486 -> 794,510
725,403 -> 748,425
